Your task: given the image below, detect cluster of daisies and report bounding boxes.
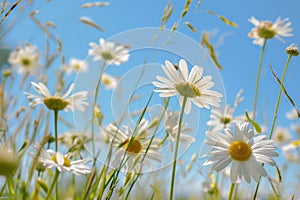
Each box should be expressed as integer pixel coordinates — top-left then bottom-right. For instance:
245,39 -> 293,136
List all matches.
1,14 -> 298,199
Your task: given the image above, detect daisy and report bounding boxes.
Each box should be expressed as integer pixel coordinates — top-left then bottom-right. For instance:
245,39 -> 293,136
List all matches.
62,58 -> 88,74
282,140 -> 300,163
152,59 -> 222,114
36,147 -> 92,175
207,105 -> 240,131
203,122 -> 278,183
286,43 -> 299,56
272,126 -> 291,146
8,43 -> 41,74
101,73 -> 118,90
164,110 -> 195,151
248,16 -> 292,46
285,108 -> 299,120
103,119 -> 162,172
24,82 -> 88,112
88,38 -> 129,65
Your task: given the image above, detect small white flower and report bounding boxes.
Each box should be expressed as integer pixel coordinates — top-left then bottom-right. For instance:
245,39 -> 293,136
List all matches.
207,105 -> 242,131
286,43 -> 299,56
286,108 -> 299,120
203,122 -> 278,183
24,82 -> 88,112
36,148 -> 92,175
8,43 -> 41,74
62,58 -> 88,74
272,126 -> 291,146
88,38 -> 129,65
282,140 -> 300,163
248,16 -> 292,46
164,110 -> 195,151
103,119 -> 161,172
152,59 -> 222,114
101,73 -> 118,89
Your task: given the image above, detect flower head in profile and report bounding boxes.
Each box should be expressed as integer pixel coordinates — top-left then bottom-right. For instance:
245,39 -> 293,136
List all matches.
36,147 -> 92,175
88,38 -> 129,65
152,59 -> 222,114
272,126 -> 291,146
103,119 -> 161,172
204,122 -> 278,183
282,140 -> 300,163
286,43 -> 299,56
8,43 -> 41,74
248,16 -> 292,46
62,58 -> 88,74
164,110 -> 195,151
25,82 -> 88,112
101,73 -> 118,90
285,108 -> 299,120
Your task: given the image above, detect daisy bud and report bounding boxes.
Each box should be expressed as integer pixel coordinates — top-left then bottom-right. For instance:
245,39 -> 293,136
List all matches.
286,43 -> 299,56
0,146 -> 18,177
37,177 -> 49,193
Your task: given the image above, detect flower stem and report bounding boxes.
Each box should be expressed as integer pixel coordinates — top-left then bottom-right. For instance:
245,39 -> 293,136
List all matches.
228,183 -> 235,200
169,96 -> 187,200
91,61 -> 106,157
54,110 -> 58,151
45,169 -> 60,200
253,39 -> 267,119
253,54 -> 293,200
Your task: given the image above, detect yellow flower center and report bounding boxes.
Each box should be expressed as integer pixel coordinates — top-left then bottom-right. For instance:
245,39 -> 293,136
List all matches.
229,141 -> 252,161
257,21 -> 276,39
44,97 -> 69,111
175,82 -> 201,98
102,77 -> 112,85
292,140 -> 300,147
21,57 -> 31,67
119,138 -> 142,154
73,63 -> 81,71
101,51 -> 115,60
220,117 -> 231,124
51,154 -> 71,167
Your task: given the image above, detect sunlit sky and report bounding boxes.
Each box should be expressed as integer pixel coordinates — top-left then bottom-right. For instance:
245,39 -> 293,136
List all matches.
2,0 -> 300,197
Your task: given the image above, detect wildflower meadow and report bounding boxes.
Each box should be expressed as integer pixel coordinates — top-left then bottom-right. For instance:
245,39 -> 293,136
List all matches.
0,0 -> 300,199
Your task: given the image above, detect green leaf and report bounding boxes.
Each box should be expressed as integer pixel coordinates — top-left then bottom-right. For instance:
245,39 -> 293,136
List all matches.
201,32 -> 223,70
245,111 -> 262,133
185,21 -> 197,32
219,16 -> 238,28
206,10 -> 238,28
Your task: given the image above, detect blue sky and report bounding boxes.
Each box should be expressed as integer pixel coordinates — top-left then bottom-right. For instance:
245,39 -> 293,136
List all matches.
2,0 -> 300,197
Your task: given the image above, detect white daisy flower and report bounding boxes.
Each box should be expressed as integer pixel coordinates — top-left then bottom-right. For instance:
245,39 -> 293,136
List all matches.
101,73 -> 118,90
103,119 -> 162,172
282,140 -> 300,163
248,16 -> 292,46
62,58 -> 88,74
207,105 -> 242,131
285,108 -> 299,120
272,126 -> 291,146
24,82 -> 88,112
88,38 -> 129,65
8,43 -> 41,74
152,59 -> 222,114
164,110 -> 195,151
203,122 -> 278,183
36,148 -> 92,175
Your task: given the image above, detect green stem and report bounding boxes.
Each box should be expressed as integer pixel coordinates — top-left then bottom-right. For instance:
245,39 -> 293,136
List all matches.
54,110 -> 58,151
228,183 -> 235,200
268,55 -> 292,139
169,96 -> 187,200
45,170 -> 60,200
253,55 -> 292,200
253,39 -> 267,119
7,175 -> 15,198
91,62 -> 106,157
